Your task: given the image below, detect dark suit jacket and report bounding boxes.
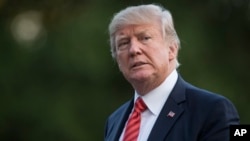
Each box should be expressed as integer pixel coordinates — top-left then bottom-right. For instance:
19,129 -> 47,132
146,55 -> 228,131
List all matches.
104,75 -> 240,141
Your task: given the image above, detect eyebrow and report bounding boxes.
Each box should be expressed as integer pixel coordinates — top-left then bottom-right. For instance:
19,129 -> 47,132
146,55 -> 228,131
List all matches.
115,27 -> 154,42
136,31 -> 151,37
115,35 -> 129,44
117,30 -> 150,38
135,28 -> 150,35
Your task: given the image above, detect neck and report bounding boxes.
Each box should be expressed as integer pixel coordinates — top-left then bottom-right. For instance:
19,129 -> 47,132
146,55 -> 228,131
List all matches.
133,69 -> 175,96
133,80 -> 161,96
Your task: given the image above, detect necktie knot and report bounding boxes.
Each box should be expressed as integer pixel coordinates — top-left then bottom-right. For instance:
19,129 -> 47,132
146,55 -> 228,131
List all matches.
134,97 -> 147,113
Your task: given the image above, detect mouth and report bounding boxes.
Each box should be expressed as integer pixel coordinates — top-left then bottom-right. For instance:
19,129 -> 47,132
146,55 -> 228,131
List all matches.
131,62 -> 147,69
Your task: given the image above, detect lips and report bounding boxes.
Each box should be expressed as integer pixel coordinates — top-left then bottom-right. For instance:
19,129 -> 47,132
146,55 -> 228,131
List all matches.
131,62 -> 147,69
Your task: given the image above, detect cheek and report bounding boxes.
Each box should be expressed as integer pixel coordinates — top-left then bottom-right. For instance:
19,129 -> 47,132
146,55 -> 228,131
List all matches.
154,51 -> 170,69
155,48 -> 169,61
117,52 -> 129,63
117,55 -> 124,65
116,57 -> 127,72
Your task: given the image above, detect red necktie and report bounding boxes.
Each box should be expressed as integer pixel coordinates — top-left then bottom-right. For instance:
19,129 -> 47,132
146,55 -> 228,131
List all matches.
123,97 -> 147,141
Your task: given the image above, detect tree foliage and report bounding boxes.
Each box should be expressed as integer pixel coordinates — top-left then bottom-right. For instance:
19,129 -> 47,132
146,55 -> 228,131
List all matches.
0,0 -> 249,140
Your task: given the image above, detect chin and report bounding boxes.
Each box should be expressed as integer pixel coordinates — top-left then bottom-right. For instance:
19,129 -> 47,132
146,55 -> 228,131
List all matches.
128,72 -> 153,82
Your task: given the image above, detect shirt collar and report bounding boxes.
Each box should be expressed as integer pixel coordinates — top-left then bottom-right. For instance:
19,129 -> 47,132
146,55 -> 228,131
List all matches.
134,69 -> 178,116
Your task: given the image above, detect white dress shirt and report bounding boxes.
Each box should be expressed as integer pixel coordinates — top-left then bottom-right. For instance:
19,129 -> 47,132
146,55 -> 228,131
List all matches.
119,69 -> 178,141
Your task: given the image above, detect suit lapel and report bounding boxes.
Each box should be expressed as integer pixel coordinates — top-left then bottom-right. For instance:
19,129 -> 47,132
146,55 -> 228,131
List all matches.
147,75 -> 186,141
108,99 -> 134,141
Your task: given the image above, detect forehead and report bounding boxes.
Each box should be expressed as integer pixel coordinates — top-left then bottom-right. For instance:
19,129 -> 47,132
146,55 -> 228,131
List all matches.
115,23 -> 162,38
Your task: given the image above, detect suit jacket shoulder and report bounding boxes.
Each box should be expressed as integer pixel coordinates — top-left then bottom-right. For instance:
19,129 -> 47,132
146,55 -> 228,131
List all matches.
148,76 -> 240,141
105,100 -> 133,141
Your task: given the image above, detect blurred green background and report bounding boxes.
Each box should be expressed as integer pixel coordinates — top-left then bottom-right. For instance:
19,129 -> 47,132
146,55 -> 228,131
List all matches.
0,0 -> 249,140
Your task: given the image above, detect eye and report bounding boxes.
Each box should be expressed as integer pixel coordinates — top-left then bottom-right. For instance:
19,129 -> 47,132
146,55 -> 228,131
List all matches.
140,36 -> 151,42
118,41 -> 129,47
143,36 -> 151,40
117,39 -> 130,50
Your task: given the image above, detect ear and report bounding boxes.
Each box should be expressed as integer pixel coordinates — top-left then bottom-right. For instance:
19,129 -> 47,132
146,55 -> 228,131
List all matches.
168,42 -> 178,61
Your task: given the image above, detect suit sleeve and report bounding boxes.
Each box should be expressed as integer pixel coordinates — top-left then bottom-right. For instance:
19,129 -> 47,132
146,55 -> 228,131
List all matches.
199,97 -> 240,141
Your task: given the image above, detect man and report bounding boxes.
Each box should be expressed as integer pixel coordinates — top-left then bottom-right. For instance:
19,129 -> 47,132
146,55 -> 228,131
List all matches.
105,4 -> 239,141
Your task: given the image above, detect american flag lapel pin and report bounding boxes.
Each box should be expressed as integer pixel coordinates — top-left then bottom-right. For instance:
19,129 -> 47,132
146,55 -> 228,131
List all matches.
167,111 -> 175,118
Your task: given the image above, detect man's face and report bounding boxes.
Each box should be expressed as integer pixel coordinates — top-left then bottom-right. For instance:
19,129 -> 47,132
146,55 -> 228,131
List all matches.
114,22 -> 177,87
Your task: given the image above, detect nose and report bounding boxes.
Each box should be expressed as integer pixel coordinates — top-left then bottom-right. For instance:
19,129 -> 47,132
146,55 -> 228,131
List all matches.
129,38 -> 142,57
